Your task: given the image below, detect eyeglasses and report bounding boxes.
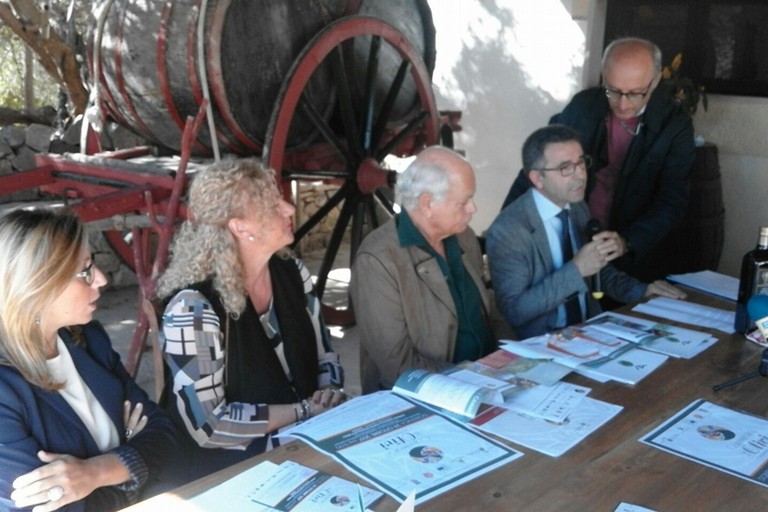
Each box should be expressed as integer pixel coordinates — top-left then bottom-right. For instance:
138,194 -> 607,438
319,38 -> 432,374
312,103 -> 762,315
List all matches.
603,77 -> 656,104
74,261 -> 95,285
536,155 -> 592,177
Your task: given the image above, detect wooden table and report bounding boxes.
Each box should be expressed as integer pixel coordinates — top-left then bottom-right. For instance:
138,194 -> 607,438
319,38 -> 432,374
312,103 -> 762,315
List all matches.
123,291 -> 768,511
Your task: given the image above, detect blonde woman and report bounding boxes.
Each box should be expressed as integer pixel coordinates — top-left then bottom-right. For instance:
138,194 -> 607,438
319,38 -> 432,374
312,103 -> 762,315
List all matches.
0,208 -> 175,511
157,158 -> 346,484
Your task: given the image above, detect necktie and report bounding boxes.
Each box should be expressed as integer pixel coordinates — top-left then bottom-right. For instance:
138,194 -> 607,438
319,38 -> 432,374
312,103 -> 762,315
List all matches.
557,209 -> 582,325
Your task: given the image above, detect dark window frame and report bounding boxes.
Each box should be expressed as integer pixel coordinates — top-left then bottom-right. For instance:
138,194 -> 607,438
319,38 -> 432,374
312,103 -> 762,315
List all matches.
605,0 -> 768,97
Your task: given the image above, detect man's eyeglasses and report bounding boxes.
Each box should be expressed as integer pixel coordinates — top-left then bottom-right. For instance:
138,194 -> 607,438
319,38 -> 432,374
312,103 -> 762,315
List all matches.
537,155 -> 592,177
603,77 -> 656,104
75,261 -> 95,285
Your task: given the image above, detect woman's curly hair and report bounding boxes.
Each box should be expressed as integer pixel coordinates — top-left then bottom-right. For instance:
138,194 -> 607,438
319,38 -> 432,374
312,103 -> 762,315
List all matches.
156,158 -> 283,316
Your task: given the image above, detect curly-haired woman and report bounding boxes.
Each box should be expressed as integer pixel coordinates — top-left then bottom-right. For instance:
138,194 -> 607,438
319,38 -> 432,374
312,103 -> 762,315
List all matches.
157,158 -> 346,484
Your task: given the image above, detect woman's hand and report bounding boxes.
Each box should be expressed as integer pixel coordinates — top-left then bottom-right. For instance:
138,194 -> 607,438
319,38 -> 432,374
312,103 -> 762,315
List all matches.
11,451 -> 101,511
308,387 -> 348,417
123,400 -> 148,440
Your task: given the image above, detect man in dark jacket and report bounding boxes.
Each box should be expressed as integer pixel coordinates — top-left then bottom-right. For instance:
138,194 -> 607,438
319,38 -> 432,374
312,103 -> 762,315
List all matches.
502,37 -> 695,283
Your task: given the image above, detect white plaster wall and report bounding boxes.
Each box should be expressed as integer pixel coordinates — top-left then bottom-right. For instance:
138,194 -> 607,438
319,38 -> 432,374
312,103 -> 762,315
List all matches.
429,0 -> 589,232
693,95 -> 768,277
428,0 -> 768,278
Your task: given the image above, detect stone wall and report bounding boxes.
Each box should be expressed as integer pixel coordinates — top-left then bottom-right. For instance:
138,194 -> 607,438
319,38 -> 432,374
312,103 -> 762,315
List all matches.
0,120 -> 144,289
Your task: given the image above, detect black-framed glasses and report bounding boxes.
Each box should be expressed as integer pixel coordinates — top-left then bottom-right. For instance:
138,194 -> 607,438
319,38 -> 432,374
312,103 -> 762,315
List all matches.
74,261 -> 95,285
603,77 -> 656,104
537,155 -> 592,177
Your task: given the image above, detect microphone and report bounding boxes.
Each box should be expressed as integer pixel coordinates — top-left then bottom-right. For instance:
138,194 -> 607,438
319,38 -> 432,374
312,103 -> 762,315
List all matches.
586,219 -> 603,300
748,294 -> 768,341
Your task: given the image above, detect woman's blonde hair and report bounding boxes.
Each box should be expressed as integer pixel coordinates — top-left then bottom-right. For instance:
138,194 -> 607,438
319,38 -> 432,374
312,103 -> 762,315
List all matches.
0,208 -> 87,390
157,158 -> 284,315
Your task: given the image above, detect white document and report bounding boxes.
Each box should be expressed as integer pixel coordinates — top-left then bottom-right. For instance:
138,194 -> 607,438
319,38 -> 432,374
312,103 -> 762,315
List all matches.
667,270 -> 739,301
632,296 -> 735,333
276,392 -> 523,505
471,396 -> 623,457
613,503 -> 658,512
190,460 -> 382,511
575,347 -> 668,385
641,399 -> 768,488
502,381 -> 590,423
585,312 -> 718,359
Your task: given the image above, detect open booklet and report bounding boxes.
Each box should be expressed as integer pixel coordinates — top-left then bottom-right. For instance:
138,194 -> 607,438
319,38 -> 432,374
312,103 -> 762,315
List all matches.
393,350 -> 587,423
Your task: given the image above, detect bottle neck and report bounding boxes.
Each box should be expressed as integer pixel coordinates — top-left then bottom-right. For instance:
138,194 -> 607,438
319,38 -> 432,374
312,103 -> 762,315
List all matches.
759,233 -> 768,250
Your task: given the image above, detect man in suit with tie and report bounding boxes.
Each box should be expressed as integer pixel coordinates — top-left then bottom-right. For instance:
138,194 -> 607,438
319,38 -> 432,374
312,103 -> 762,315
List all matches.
486,125 -> 685,339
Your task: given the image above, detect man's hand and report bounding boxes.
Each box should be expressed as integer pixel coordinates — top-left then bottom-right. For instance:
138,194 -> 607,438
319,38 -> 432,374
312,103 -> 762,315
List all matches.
644,280 -> 688,299
589,230 -> 626,260
574,230 -> 624,277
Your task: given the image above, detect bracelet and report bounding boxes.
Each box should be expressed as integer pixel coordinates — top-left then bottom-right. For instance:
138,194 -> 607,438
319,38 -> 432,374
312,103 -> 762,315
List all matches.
300,399 -> 311,422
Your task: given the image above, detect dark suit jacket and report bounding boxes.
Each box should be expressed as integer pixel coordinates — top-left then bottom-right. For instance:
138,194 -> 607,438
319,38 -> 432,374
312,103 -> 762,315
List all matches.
0,321 -> 175,512
487,190 -> 646,339
503,83 -> 695,278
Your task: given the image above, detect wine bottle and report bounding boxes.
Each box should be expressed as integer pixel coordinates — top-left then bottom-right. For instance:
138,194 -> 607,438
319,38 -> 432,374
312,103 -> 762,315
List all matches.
734,226 -> 768,333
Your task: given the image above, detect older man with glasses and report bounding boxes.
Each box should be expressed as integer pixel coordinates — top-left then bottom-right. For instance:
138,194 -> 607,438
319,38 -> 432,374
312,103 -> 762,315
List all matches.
487,125 -> 685,339
502,37 -> 695,285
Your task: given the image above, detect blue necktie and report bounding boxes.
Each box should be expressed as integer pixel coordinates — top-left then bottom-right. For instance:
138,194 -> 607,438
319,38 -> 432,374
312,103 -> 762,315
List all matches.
558,209 -> 582,325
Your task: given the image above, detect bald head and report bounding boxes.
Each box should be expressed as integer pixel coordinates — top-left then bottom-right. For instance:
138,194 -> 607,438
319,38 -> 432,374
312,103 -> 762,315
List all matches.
602,38 -> 661,74
601,38 -> 662,120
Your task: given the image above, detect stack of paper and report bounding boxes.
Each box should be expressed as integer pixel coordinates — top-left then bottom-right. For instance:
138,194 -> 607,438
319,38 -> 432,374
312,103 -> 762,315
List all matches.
584,312 -> 718,359
632,296 -> 735,333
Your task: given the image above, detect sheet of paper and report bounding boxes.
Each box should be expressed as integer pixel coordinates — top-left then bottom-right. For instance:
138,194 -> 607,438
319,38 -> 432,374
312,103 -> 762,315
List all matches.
585,312 -> 718,359
502,381 -> 590,423
575,347 -> 668,385
276,392 -> 523,505
471,396 -> 623,457
613,503 -> 658,512
190,460 -> 382,512
632,296 -> 735,333
641,399 -> 768,488
667,270 -> 739,301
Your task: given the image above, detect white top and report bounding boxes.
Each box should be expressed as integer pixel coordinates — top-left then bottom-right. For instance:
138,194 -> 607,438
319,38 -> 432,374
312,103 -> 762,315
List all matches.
46,336 -> 119,451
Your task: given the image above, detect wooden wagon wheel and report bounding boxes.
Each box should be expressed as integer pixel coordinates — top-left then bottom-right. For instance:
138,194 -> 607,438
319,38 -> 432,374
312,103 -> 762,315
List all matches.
263,15 -> 440,325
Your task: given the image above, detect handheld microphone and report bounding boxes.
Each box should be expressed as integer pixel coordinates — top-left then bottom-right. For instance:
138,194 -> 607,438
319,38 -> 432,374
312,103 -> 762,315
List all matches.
747,294 -> 768,341
586,219 -> 603,300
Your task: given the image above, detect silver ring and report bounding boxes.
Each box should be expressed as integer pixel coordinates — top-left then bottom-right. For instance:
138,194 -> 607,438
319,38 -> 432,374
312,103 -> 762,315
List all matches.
125,427 -> 133,439
48,485 -> 64,502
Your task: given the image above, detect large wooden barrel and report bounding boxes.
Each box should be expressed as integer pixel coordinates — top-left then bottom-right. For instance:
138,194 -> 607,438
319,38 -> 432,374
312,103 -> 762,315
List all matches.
89,0 -> 435,155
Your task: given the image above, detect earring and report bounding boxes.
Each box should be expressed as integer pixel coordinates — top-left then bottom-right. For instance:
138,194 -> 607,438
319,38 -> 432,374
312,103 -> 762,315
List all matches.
34,314 -> 41,325
247,235 -> 255,242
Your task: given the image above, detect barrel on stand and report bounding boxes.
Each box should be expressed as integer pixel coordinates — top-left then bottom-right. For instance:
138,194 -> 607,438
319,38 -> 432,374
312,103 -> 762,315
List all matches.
89,0 -> 435,156
643,142 -> 725,279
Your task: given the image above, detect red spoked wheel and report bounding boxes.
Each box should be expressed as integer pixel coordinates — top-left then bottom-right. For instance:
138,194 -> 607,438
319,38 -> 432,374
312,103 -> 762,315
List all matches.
263,16 -> 440,325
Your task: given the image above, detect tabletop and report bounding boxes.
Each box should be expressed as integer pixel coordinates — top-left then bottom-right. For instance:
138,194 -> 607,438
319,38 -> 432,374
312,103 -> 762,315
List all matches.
122,290 -> 768,512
